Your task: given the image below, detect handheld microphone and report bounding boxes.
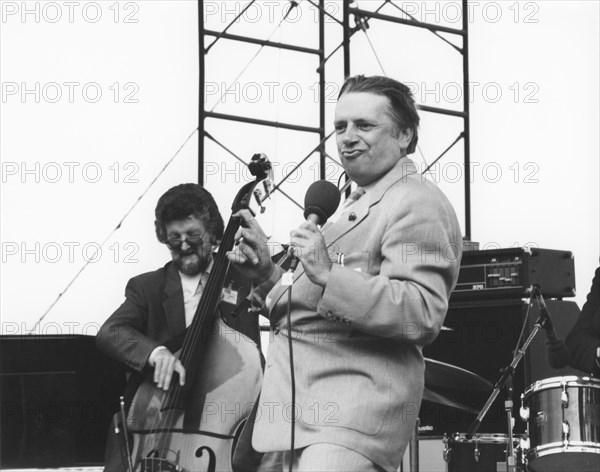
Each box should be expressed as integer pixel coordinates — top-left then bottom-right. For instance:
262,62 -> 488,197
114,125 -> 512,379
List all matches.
533,286 -> 570,369
289,180 -> 341,271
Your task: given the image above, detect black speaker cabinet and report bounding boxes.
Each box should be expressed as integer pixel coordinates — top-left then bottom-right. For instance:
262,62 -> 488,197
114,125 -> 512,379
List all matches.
0,335 -> 126,468
420,299 -> 580,437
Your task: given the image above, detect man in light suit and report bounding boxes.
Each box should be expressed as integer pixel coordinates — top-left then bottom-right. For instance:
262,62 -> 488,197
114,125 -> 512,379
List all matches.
228,75 -> 463,472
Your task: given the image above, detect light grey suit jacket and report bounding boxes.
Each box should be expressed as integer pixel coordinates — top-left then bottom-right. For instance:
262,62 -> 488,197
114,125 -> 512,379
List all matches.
252,158 -> 462,472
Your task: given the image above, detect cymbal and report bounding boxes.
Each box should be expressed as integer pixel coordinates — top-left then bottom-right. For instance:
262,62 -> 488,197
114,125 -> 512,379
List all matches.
423,358 -> 492,412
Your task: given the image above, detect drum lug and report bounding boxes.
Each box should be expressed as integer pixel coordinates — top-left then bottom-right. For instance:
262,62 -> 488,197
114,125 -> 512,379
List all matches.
561,385 -> 569,409
519,393 -> 529,420
520,435 -> 530,452
562,420 -> 570,449
473,441 -> 480,463
442,433 -> 452,463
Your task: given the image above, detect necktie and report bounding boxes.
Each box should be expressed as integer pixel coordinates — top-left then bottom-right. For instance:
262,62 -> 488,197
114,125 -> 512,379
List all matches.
323,187 -> 365,232
341,187 -> 365,210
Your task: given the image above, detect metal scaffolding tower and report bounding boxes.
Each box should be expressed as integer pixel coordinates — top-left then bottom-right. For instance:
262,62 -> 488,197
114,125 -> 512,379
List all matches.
199,0 -> 472,238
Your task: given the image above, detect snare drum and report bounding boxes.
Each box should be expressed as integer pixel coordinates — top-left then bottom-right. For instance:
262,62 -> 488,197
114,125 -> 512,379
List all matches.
443,433 -> 524,472
521,376 -> 600,472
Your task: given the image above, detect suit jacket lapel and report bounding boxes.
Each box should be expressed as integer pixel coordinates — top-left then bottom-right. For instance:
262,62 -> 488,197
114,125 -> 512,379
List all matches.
268,158 -> 419,313
162,262 -> 186,336
324,158 -> 418,245
323,194 -> 370,245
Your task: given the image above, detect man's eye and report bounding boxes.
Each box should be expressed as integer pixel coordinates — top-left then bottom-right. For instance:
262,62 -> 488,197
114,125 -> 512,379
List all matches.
334,125 -> 346,134
359,124 -> 374,131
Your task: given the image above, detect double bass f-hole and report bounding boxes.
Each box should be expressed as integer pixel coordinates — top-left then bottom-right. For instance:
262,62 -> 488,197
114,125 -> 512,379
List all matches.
120,153 -> 271,472
136,446 -> 215,472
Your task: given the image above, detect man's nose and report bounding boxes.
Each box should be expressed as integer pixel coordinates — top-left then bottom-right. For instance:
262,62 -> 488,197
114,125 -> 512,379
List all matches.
341,125 -> 358,144
181,239 -> 191,250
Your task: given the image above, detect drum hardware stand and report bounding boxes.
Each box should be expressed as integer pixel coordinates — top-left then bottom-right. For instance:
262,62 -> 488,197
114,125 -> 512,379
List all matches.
504,380 -> 518,472
466,290 -> 550,472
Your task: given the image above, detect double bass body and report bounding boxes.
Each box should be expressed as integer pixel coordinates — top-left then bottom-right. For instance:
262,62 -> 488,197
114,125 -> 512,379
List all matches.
127,316 -> 263,472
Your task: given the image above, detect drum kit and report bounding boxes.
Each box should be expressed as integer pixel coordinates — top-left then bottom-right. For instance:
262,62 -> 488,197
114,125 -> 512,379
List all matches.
420,359 -> 600,472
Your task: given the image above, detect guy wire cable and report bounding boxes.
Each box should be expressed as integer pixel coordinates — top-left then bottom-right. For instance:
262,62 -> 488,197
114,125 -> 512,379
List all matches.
28,126 -> 199,334
208,0 -> 304,113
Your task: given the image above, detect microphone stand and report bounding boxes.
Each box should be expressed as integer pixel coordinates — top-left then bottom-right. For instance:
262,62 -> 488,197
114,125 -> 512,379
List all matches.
503,378 -> 517,472
465,295 -> 552,471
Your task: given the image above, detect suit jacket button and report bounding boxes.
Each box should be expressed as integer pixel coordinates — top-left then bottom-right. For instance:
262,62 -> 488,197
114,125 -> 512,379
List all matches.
349,212 -> 357,221
273,327 -> 280,335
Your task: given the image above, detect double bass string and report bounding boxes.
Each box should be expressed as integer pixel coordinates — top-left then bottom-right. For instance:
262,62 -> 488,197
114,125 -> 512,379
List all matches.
127,159 -> 270,468
146,214 -> 241,463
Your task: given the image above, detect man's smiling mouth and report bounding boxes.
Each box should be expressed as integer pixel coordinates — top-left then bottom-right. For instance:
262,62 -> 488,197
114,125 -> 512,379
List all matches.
341,150 -> 364,158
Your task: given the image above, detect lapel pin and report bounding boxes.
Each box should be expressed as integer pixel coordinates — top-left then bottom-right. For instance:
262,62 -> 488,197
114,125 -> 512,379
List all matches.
349,212 -> 357,221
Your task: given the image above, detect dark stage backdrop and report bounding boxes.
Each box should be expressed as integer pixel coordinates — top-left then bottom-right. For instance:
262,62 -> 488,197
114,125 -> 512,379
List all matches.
421,299 -> 581,436
0,335 -> 126,469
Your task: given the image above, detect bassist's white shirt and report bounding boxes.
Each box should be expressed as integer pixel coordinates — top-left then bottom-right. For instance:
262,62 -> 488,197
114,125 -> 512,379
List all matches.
147,260 -> 212,365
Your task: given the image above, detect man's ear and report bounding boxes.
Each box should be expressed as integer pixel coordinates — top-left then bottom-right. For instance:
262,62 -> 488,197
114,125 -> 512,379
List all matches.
397,128 -> 414,151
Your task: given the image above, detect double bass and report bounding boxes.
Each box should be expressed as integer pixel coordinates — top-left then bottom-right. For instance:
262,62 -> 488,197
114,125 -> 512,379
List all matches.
122,155 -> 271,472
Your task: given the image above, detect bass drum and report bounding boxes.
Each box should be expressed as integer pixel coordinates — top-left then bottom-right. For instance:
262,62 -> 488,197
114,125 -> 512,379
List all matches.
443,433 -> 525,472
521,376 -> 600,472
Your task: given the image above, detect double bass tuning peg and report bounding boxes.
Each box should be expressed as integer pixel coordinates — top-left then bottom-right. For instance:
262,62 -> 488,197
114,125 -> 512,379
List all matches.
253,189 -> 266,214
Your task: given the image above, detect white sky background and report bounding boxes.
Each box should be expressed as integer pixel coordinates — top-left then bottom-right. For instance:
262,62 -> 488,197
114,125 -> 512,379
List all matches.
0,0 -> 598,336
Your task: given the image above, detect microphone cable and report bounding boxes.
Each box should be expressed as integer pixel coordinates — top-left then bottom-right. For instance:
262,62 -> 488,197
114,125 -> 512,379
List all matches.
280,179 -> 341,470
286,283 -> 296,472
